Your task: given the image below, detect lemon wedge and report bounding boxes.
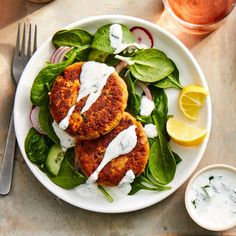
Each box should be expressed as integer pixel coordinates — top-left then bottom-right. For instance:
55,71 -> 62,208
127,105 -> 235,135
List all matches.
166,118 -> 207,146
179,85 -> 208,120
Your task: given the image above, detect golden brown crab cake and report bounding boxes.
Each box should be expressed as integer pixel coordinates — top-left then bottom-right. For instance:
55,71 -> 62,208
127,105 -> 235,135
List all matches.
75,112 -> 149,186
50,62 -> 128,140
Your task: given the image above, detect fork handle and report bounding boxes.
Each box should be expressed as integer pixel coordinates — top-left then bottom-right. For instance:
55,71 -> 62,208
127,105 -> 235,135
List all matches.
0,114 -> 16,195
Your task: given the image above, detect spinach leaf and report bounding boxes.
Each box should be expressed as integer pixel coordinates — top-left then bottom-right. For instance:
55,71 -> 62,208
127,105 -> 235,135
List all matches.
136,115 -> 153,124
129,181 -> 158,195
129,49 -> 174,82
152,87 -> 168,116
39,106 -> 60,144
65,45 -> 90,61
129,155 -> 171,195
91,24 -> 135,54
30,50 -> 77,106
52,28 -> 93,48
124,72 -> 141,117
87,48 -> 109,62
47,149 -> 86,189
105,54 -> 120,66
154,59 -> 183,89
148,114 -> 176,185
172,152 -> 182,165
151,87 -> 169,137
25,128 -> 49,165
129,175 -> 170,195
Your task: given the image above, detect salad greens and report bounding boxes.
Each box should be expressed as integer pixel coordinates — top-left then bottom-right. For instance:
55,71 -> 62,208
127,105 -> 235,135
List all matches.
25,128 -> 49,165
30,49 -> 78,106
39,106 -> 59,145
47,149 -> 86,189
52,28 -> 93,48
154,60 -> 182,89
129,49 -> 175,82
125,72 -> 141,117
25,23 -> 183,200
91,24 -> 135,54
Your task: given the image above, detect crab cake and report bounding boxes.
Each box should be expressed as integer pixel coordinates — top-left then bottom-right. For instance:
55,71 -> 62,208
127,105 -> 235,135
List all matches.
75,112 -> 149,186
50,62 -> 128,140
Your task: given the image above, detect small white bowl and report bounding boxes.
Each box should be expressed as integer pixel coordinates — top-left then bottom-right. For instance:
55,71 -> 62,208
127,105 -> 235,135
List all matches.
185,164 -> 236,231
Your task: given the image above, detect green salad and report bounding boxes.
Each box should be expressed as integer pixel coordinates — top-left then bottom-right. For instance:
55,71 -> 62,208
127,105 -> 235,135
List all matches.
25,23 -> 183,202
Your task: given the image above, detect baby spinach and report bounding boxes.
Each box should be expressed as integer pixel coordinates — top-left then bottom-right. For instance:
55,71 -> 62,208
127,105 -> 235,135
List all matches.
25,128 -> 49,165
91,24 -> 135,54
120,49 -> 174,83
152,87 -> 168,116
151,87 -> 169,139
129,180 -> 162,195
154,60 -> 182,89
172,152 -> 182,164
148,113 -> 176,185
30,49 -> 77,106
105,54 -> 120,66
129,173 -> 170,195
47,149 -> 86,189
136,115 -> 153,124
124,72 -> 141,117
65,45 -> 91,61
87,48 -> 109,62
39,106 -> 60,145
52,28 -> 93,48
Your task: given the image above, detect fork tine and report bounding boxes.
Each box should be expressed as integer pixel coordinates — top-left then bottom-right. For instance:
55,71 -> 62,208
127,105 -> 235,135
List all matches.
33,25 -> 37,53
21,23 -> 26,56
15,22 -> 21,56
26,24 -> 32,57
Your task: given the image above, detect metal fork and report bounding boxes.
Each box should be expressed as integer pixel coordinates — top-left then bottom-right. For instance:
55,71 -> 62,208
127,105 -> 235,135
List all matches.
0,23 -> 37,195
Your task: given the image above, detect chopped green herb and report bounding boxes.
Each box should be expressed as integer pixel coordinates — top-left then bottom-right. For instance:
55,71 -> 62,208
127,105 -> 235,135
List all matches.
202,185 -> 210,189
201,186 -> 210,198
209,176 -> 214,181
191,199 -> 197,209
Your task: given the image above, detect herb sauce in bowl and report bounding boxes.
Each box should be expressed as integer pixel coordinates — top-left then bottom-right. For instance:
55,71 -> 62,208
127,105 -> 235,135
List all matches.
185,164 -> 236,231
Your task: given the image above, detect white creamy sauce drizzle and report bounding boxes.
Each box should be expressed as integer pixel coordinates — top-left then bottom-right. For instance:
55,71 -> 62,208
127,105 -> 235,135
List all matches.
76,170 -> 135,200
52,121 -> 76,152
188,168 -> 236,229
59,105 -> 75,130
118,169 -> 135,187
77,62 -> 115,113
109,24 -> 147,54
109,24 -> 123,52
58,62 -> 115,130
140,95 -> 155,116
75,182 -> 104,199
88,125 -> 137,183
144,124 -> 158,138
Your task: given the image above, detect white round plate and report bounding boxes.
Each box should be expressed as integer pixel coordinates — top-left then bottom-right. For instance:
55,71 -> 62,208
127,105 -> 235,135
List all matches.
14,15 -> 212,213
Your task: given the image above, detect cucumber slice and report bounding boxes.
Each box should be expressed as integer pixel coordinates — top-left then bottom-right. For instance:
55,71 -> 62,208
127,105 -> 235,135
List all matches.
46,144 -> 65,176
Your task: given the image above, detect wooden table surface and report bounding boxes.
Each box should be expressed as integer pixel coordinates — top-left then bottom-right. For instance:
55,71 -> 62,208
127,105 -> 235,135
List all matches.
0,0 -> 236,235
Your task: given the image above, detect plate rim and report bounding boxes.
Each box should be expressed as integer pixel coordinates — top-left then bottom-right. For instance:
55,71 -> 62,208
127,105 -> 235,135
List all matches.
14,14 -> 212,213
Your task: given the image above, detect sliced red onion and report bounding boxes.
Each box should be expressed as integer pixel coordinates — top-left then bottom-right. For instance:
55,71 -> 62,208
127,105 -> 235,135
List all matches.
50,46 -> 72,64
136,81 -> 152,100
130,26 -> 154,48
115,61 -> 128,73
57,47 -> 73,63
50,47 -> 65,63
29,107 -> 46,135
